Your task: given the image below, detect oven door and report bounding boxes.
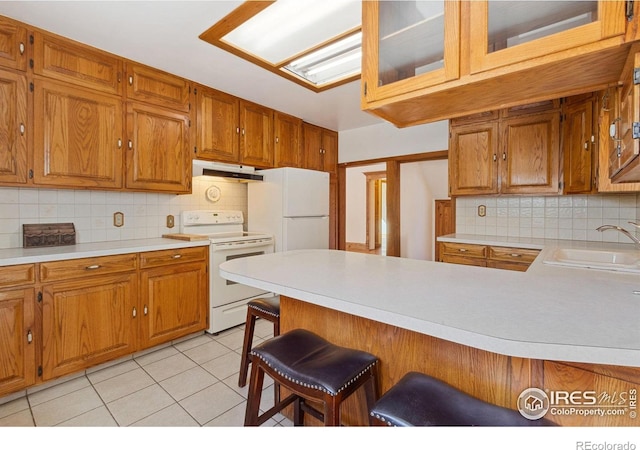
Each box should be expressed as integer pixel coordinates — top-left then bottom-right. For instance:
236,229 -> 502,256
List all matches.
210,239 -> 273,307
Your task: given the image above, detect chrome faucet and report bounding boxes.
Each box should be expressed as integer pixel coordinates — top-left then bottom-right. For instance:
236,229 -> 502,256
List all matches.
596,222 -> 640,245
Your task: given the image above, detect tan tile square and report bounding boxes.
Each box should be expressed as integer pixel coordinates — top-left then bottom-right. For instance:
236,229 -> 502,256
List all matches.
201,351 -> 241,381
215,328 -> 245,351
143,353 -> 197,382
182,340 -> 231,365
93,367 -> 155,403
107,384 -> 175,426
87,360 -> 139,385
134,345 -> 178,366
57,406 -> 117,426
160,366 -> 218,401
130,403 -> 199,427
31,386 -> 104,426
179,382 -> 245,425
28,376 -> 91,407
253,318 -> 277,339
0,397 -> 29,420
172,334 -> 212,352
0,409 -> 34,427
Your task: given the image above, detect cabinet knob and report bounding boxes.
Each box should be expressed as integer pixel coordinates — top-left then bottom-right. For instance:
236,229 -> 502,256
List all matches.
502,152 -> 506,161
27,330 -> 33,344
493,154 -> 497,162
19,42 -> 25,55
117,139 -> 122,149
132,307 -> 137,318
128,140 -> 133,150
128,75 -> 134,85
275,137 -> 279,144
19,123 -> 25,136
236,127 -> 240,134
144,305 -> 148,316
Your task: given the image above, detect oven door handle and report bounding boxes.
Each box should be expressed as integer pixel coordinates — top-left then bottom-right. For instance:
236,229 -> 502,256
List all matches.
212,240 -> 273,250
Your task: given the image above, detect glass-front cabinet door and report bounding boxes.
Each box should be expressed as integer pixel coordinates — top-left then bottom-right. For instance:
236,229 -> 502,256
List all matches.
361,0 -> 460,103
469,0 -> 627,74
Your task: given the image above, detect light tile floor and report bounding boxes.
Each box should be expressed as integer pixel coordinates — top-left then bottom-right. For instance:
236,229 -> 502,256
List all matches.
0,319 -> 290,427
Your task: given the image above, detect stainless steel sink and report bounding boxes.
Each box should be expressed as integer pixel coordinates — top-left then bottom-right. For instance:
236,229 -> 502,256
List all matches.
542,247 -> 640,273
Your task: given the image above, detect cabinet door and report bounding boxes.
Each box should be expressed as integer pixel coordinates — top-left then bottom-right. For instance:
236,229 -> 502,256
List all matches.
469,1 -> 627,74
0,288 -> 35,397
33,79 -> 124,189
322,129 -> 338,174
33,31 -> 123,95
195,86 -> 240,163
362,0 -> 460,103
139,261 -> 207,349
0,16 -> 27,71
274,111 -> 302,168
449,121 -> 499,195
563,95 -> 595,194
500,111 -> 560,195
240,100 -> 273,168
125,62 -> 190,112
0,69 -> 28,184
125,102 -> 191,193
303,122 -> 323,171
41,273 -> 138,381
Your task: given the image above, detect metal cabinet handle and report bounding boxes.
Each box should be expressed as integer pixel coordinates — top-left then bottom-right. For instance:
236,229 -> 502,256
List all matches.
458,248 -> 468,253
172,254 -> 182,259
27,330 -> 32,344
86,264 -> 101,270
510,253 -> 522,258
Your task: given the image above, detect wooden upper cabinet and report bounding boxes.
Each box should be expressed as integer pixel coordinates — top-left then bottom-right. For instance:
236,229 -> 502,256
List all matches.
469,1 -> 627,74
361,0 -> 460,103
449,120 -> 499,195
195,85 -> 240,163
33,79 -> 124,189
500,111 -> 560,195
0,69 -> 27,184
274,111 -> 302,168
0,16 -> 27,71
239,100 -> 273,168
125,62 -> 190,112
562,94 -> 596,194
33,31 -> 123,95
610,50 -> 640,183
125,102 -> 191,193
303,123 -> 338,174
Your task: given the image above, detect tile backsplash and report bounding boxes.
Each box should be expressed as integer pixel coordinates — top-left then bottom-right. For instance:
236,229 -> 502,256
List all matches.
455,193 -> 640,243
0,177 -> 247,249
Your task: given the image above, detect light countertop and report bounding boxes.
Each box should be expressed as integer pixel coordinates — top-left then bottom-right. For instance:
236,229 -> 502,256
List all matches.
219,247 -> 640,367
0,238 -> 210,266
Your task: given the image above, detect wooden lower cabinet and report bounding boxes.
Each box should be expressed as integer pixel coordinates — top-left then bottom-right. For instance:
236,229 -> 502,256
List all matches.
440,242 -> 540,272
0,246 -> 210,395
139,248 -> 208,349
41,272 -> 138,381
0,286 -> 35,397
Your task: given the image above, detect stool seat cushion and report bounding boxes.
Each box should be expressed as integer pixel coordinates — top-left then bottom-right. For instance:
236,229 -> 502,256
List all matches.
250,329 -> 378,397
371,372 -> 555,426
247,297 -> 280,318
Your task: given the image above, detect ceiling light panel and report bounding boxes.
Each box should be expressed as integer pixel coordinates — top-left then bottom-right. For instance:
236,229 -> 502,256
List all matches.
222,0 -> 361,64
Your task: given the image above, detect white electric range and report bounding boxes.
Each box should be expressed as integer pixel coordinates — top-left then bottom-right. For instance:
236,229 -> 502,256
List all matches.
181,210 -> 274,334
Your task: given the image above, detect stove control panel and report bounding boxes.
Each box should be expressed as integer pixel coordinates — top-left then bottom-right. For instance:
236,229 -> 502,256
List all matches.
182,210 -> 244,226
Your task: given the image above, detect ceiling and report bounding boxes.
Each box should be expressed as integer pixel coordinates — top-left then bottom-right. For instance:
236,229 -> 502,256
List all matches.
0,0 -> 384,132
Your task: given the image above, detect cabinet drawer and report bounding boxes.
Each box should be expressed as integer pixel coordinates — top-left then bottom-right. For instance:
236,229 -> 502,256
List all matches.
125,62 -> 190,111
0,264 -> 35,288
39,253 -> 137,282
441,254 -> 487,267
488,246 -> 540,264
440,242 -> 487,258
139,246 -> 207,269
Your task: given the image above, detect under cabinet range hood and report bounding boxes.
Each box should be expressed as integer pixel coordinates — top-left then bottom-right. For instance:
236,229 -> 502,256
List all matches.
192,160 -> 263,181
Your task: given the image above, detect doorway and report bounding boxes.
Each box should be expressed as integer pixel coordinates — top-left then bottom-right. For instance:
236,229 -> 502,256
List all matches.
365,171 -> 386,255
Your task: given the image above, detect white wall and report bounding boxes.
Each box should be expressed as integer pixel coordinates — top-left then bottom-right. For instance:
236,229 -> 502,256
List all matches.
401,160 -> 449,260
339,120 -> 449,163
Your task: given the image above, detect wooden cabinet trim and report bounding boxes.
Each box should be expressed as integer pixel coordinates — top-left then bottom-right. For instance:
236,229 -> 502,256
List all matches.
0,264 -> 35,288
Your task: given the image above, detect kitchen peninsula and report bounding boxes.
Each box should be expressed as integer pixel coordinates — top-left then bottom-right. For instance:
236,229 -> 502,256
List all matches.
220,249 -> 640,426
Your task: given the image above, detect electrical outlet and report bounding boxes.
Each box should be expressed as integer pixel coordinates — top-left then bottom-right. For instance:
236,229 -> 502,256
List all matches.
166,215 -> 175,228
113,212 -> 124,227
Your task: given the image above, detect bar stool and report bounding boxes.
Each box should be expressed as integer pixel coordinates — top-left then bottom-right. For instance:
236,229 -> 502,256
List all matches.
370,372 -> 556,426
238,296 -> 280,388
244,328 -> 379,426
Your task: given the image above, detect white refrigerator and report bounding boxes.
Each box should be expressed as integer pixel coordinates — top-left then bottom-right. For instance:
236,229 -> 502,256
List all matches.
248,167 -> 329,252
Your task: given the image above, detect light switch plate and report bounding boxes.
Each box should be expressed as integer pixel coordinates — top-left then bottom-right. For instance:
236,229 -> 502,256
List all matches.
478,205 -> 486,217
113,212 -> 124,227
166,215 -> 175,228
